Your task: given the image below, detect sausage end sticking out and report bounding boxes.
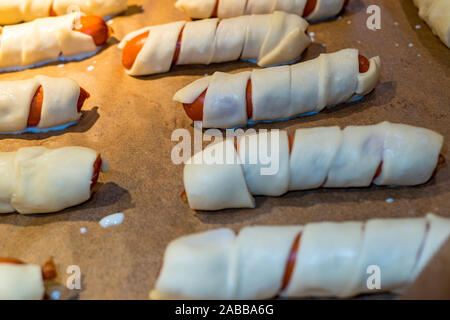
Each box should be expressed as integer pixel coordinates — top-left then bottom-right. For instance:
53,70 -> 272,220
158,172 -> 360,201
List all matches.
78,87 -> 90,112
358,55 -> 370,73
41,257 -> 57,281
122,31 -> 150,70
181,190 -> 188,203
91,155 -> 103,190
74,15 -> 109,46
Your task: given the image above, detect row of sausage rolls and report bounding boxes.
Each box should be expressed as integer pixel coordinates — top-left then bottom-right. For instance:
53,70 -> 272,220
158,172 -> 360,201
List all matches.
0,146 -> 109,214
119,11 -> 311,76
175,0 -> 350,21
150,214 -> 450,299
183,122 -> 444,211
175,48 -> 380,128
0,12 -> 110,72
413,0 -> 450,48
0,76 -> 89,133
0,258 -> 56,300
0,0 -> 128,25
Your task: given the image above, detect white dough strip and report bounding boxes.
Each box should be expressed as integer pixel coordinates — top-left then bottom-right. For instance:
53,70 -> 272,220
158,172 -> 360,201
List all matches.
183,122 -> 444,211
151,214 -> 450,299
119,11 -> 311,76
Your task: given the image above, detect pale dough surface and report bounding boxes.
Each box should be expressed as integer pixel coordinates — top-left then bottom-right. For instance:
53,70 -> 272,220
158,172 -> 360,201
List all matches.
0,146 -> 104,214
182,122 -> 443,211
0,0 -> 128,25
119,11 -> 310,76
151,214 -> 450,299
0,263 -> 45,300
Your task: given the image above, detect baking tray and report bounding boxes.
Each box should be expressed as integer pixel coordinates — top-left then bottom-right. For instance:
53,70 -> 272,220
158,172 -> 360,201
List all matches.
0,0 -> 449,299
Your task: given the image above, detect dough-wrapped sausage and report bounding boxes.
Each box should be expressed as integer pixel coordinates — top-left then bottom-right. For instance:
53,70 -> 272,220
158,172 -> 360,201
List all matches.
0,146 -> 109,214
0,12 -> 110,72
0,0 -> 128,25
413,0 -> 450,48
175,49 -> 380,128
150,214 -> 450,299
175,0 -> 349,21
183,122 -> 443,211
119,11 -> 310,76
0,76 -> 89,133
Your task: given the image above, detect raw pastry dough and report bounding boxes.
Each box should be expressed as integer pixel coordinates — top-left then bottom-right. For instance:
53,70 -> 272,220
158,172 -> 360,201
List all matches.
183,122 -> 443,211
0,76 -> 83,133
119,11 -> 310,76
0,262 -> 45,300
174,49 -> 381,128
175,0 -> 347,21
0,13 -> 102,72
0,0 -> 128,25
0,146 -> 109,214
150,214 -> 450,299
413,0 -> 450,48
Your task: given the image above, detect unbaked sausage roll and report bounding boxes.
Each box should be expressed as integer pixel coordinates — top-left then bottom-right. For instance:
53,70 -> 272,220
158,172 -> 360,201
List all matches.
413,0 -> 450,48
0,76 -> 90,134
0,257 -> 57,300
175,0 -> 349,21
0,146 -> 109,214
0,0 -> 128,25
175,49 -> 380,128
150,213 -> 450,299
0,12 -> 110,72
183,122 -> 444,211
119,11 -> 310,76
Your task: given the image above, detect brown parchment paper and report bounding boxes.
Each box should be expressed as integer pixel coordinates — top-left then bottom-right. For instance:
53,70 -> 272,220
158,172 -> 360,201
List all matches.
0,0 -> 449,300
